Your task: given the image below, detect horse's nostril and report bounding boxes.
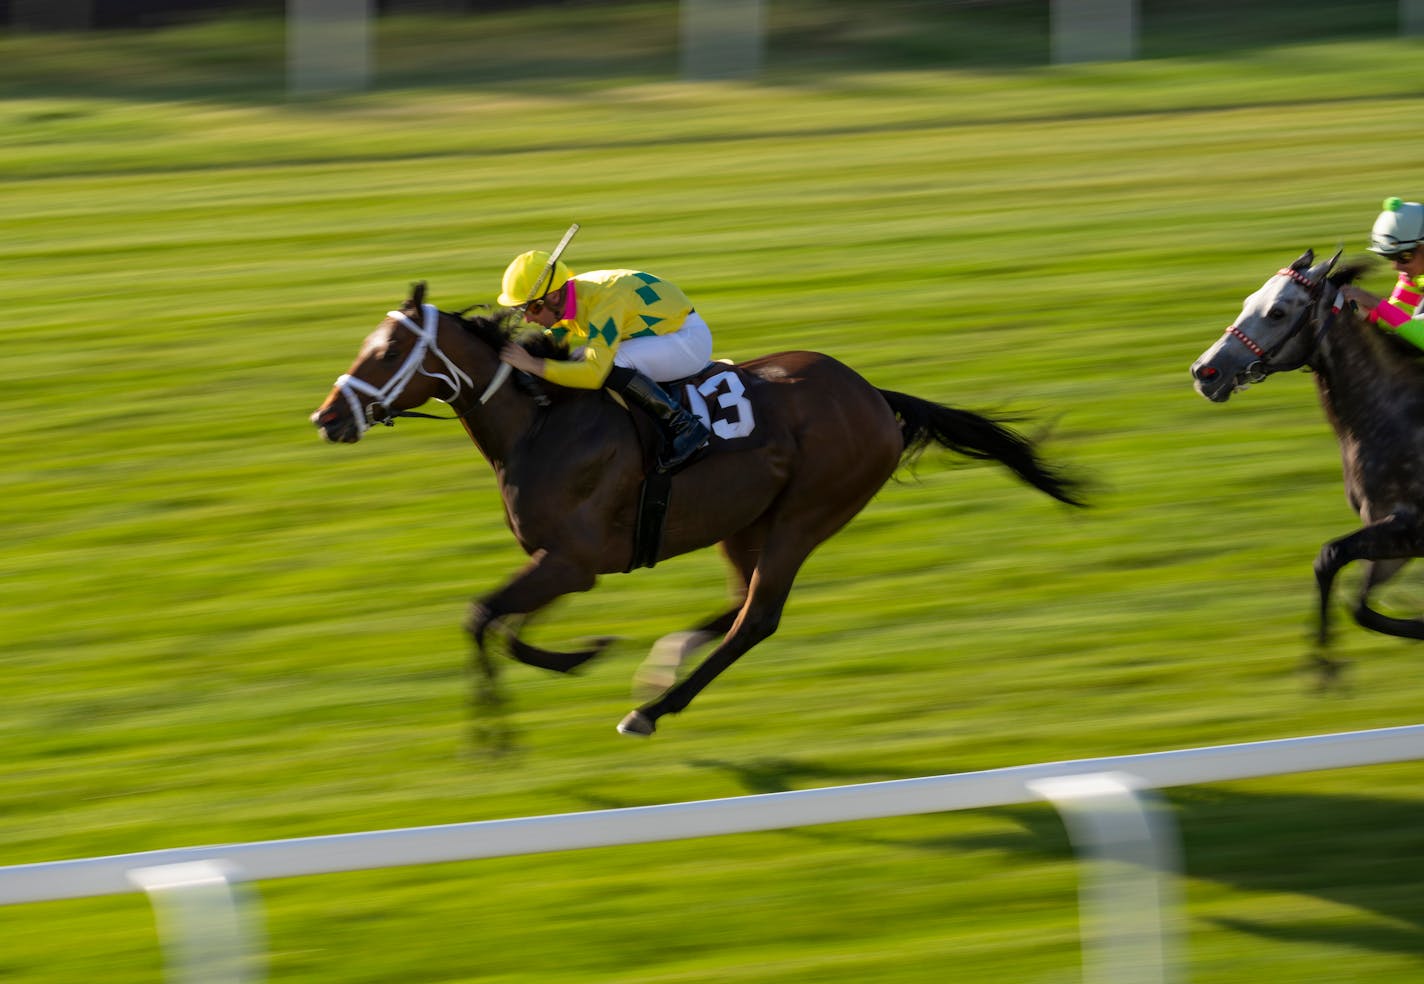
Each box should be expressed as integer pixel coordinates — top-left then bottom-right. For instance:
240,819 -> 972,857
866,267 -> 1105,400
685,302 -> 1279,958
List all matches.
1194,364 -> 1218,381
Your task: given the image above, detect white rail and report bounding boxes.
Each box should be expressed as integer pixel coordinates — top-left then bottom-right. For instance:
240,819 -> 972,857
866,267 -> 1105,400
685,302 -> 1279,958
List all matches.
3,724 -> 1421,983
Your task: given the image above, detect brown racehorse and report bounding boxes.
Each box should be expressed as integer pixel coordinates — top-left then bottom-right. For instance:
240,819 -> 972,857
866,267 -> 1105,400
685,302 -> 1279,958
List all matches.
312,283 -> 1086,737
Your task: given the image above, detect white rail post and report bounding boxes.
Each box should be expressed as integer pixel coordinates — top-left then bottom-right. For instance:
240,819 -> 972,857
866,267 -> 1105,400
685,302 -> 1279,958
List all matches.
127,861 -> 265,984
1404,0 -> 1424,34
1029,772 -> 1182,984
680,0 -> 763,80
1051,0 -> 1138,64
288,0 -> 375,96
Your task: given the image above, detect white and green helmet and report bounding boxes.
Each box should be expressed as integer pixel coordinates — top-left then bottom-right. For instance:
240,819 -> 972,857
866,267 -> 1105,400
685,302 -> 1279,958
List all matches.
1370,196 -> 1424,255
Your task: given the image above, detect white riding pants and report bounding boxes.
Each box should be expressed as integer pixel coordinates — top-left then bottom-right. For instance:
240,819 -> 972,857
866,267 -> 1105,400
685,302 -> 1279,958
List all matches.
611,311 -> 713,383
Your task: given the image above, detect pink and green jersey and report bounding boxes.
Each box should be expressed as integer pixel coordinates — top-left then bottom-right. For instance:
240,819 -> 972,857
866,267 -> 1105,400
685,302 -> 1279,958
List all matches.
540,269 -> 695,389
1369,272 -> 1424,349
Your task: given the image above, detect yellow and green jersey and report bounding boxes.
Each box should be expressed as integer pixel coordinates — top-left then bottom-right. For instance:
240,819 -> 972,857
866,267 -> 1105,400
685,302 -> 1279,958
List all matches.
541,269 -> 694,389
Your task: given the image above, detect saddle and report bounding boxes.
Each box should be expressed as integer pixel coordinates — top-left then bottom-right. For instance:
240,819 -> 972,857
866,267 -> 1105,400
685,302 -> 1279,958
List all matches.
615,360 -> 766,571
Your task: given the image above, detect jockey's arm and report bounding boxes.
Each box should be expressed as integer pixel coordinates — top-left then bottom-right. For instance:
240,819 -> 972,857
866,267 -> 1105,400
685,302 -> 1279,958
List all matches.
1343,276 -> 1424,350
1339,285 -> 1380,312
533,301 -> 627,389
499,335 -> 616,389
499,342 -> 545,377
540,335 -> 615,388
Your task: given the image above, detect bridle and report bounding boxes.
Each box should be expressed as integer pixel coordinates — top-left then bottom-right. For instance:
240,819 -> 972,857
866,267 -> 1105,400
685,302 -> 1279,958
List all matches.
332,303 -> 475,434
1224,261 -> 1343,384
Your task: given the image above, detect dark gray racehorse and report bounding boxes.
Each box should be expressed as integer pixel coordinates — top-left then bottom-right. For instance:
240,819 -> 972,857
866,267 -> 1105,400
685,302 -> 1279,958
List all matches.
1190,249 -> 1424,673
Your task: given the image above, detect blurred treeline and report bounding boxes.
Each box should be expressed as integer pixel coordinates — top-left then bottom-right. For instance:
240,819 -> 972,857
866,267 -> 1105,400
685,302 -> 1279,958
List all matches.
0,0 -> 1403,46
9,0 -> 570,31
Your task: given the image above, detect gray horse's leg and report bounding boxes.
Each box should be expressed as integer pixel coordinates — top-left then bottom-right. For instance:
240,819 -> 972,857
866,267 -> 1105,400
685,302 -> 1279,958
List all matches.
1312,513 -> 1424,688
1314,514 -> 1415,644
1352,558 -> 1424,638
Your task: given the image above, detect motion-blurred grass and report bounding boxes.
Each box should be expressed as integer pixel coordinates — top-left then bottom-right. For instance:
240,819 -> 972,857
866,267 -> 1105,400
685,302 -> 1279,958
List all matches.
4,2 -> 1424,982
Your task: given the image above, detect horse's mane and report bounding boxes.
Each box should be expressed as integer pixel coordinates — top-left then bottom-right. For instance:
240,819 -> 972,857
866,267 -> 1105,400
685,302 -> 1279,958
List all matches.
448,304 -> 583,404
452,305 -> 519,349
1329,258 -> 1371,289
453,305 -> 571,359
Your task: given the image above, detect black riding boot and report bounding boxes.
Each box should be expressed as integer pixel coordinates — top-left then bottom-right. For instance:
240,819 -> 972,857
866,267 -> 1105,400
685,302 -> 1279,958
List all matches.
606,366 -> 710,471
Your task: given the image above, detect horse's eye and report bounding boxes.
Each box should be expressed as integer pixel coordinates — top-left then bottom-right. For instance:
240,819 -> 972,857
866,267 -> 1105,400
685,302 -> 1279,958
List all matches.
379,344 -> 402,363
1266,306 -> 1286,321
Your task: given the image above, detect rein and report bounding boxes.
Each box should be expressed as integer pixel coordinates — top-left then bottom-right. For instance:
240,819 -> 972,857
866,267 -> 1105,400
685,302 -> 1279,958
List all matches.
332,303 -> 475,434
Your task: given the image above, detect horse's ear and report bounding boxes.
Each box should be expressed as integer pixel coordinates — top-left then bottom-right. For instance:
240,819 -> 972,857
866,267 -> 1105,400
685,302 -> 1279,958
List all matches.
1307,247 -> 1343,285
408,281 -> 427,309
1290,249 -> 1315,271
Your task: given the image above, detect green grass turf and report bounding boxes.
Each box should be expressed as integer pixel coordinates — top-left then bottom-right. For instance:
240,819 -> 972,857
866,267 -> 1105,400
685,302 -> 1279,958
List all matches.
4,3 -> 1424,982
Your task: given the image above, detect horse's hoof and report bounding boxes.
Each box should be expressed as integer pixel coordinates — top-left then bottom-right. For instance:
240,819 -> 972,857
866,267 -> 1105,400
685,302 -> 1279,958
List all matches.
617,710 -> 656,737
1303,652 -> 1351,693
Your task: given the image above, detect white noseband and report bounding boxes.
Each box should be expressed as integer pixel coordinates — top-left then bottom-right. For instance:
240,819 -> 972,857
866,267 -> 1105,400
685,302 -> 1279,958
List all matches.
332,303 -> 474,434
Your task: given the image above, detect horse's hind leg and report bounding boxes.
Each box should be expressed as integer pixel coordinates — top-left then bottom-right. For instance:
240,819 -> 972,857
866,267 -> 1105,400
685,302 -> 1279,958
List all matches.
618,391 -> 902,737
620,481 -> 888,736
633,539 -> 756,697
620,556 -> 800,737
633,620 -> 726,700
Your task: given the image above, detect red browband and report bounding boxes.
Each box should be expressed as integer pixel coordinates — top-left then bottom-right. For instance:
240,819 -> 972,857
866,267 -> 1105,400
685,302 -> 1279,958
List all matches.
1277,268 -> 1318,289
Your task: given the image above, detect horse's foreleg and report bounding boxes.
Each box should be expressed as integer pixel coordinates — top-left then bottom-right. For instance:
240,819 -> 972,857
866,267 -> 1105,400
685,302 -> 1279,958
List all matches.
467,548 -> 609,673
462,603 -> 515,755
1313,540 -> 1345,650
1312,512 -> 1423,683
1348,558 -> 1424,638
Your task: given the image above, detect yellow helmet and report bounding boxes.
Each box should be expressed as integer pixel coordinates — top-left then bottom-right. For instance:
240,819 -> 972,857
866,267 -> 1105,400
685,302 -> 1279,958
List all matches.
497,250 -> 573,307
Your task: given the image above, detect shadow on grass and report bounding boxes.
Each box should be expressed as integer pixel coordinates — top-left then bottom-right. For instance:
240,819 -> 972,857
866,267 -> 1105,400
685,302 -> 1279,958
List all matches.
676,757 -> 1424,959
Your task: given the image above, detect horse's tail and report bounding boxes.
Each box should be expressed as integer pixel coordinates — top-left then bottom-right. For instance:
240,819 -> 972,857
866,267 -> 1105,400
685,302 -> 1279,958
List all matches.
878,389 -> 1088,507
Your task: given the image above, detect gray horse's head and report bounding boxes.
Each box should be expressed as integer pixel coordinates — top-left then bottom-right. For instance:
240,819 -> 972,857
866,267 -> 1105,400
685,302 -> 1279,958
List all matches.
1191,249 -> 1341,403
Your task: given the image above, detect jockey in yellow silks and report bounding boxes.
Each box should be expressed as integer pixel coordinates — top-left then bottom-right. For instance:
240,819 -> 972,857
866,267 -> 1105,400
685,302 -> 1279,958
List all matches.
495,250 -> 712,471
1342,197 -> 1424,351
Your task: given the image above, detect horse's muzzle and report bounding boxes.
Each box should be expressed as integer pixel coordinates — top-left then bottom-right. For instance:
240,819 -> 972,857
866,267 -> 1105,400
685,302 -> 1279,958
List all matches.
311,405 -> 361,443
1190,359 -> 1235,403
